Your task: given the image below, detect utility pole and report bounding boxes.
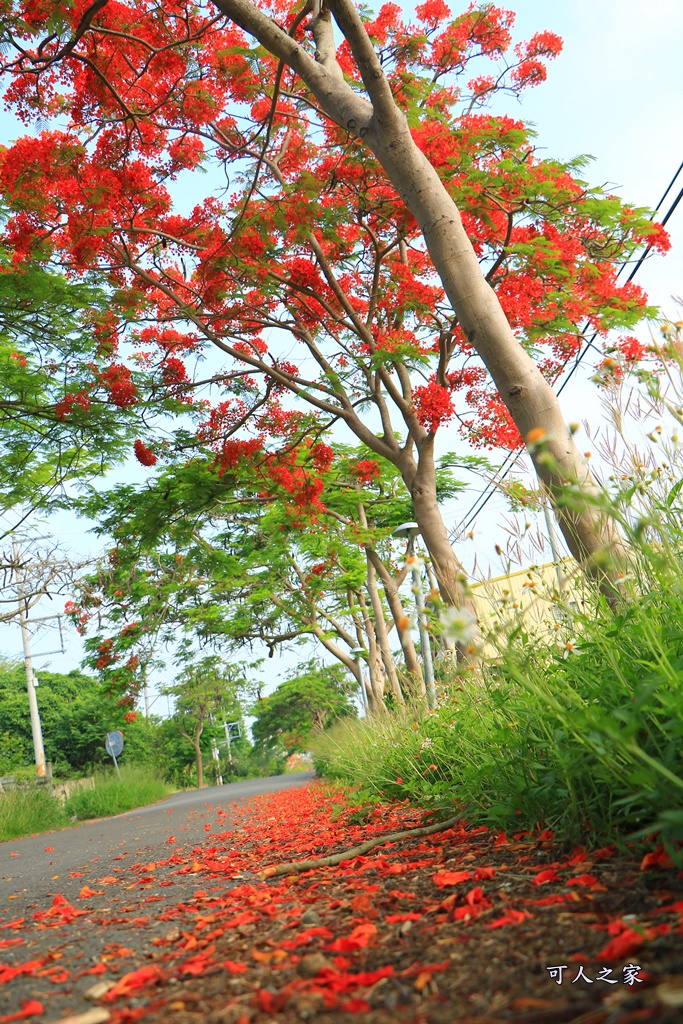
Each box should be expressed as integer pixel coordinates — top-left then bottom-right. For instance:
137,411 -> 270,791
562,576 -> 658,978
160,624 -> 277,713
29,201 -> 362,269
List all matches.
13,543 -> 46,776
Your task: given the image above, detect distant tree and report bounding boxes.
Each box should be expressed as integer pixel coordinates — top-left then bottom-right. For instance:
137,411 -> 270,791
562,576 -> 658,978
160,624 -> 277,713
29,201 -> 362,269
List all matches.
0,664 -> 130,776
251,661 -> 357,755
162,656 -> 246,788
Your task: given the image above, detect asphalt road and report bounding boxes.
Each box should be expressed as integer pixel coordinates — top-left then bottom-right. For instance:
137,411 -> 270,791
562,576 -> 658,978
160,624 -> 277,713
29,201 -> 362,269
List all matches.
0,771 -> 315,916
0,772 -> 316,1019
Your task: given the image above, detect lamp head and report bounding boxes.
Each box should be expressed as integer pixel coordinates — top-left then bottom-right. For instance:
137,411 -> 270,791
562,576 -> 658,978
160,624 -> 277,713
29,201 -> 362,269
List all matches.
392,521 -> 420,541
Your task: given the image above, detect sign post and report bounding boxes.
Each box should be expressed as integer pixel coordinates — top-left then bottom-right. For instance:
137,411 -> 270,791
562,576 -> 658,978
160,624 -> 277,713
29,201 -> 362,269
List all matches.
223,721 -> 241,766
105,730 -> 124,780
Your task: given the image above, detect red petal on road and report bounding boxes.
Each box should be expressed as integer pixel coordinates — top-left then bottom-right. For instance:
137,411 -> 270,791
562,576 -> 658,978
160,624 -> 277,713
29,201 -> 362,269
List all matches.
432,870 -> 471,888
326,923 -> 377,952
486,910 -> 532,929
0,998 -> 43,1022
641,845 -> 674,871
473,866 -> 496,880
221,960 -> 247,973
532,868 -> 560,886
103,963 -> 164,999
596,927 -> 647,961
78,886 -> 105,898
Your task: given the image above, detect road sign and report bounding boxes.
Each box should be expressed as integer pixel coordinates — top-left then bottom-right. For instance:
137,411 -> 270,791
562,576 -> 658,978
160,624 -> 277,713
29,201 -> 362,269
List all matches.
105,730 -> 124,780
105,731 -> 124,757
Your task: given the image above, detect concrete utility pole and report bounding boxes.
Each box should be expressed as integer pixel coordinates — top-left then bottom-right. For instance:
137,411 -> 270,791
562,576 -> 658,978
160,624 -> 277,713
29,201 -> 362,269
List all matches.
13,543 -> 46,776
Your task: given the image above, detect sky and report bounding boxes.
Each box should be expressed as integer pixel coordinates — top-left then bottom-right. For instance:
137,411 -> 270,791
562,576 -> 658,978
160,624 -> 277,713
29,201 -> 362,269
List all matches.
1,0 -> 681,712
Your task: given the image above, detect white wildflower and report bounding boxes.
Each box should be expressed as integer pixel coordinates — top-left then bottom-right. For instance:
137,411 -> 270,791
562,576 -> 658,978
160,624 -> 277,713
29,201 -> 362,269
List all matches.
439,606 -> 478,645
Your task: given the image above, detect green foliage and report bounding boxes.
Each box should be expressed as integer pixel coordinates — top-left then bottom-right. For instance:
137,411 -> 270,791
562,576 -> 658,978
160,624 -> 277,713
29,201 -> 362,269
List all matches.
0,666 -> 134,777
0,244 -> 147,516
252,660 -> 357,755
0,786 -> 67,842
63,765 -> 171,820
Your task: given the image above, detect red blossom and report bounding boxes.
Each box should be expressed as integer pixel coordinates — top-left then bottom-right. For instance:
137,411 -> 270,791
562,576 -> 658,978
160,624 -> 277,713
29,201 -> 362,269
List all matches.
412,382 -> 455,434
350,459 -> 380,483
134,440 -> 157,466
99,363 -> 138,408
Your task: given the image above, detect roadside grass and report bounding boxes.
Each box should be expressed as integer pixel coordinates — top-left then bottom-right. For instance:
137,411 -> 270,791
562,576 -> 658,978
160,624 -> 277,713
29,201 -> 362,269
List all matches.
64,765 -> 171,820
0,787 -> 67,842
313,579 -> 683,854
313,407 -> 683,858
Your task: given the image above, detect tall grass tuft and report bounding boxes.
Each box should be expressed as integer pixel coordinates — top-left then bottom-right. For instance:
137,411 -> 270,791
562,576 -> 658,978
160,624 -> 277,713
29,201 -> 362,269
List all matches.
0,788 -> 67,842
64,765 -> 171,820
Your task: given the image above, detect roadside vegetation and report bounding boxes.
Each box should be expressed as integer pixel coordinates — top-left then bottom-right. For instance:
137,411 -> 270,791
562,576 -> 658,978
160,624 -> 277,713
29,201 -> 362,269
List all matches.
313,559 -> 683,851
314,333 -> 683,859
0,786 -> 67,843
62,765 -> 171,822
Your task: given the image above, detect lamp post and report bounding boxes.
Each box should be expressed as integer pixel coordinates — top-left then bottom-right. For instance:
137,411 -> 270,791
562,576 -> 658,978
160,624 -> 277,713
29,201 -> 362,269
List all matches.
392,523 -> 436,710
350,647 -> 369,713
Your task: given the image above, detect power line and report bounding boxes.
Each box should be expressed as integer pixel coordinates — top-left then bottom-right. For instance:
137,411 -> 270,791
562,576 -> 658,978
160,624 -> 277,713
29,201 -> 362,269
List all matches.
449,161 -> 683,541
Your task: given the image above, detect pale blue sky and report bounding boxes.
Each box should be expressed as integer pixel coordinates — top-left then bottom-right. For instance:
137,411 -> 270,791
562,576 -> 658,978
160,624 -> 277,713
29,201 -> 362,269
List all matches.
1,0 -> 681,703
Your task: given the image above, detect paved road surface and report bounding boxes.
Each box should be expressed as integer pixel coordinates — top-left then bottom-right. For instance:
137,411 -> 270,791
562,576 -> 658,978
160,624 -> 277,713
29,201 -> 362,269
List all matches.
1,771 -> 315,914
0,772 -> 315,1019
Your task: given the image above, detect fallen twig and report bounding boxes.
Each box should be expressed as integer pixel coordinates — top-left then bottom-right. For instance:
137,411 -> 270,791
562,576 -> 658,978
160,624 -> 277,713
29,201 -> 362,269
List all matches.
260,813 -> 460,878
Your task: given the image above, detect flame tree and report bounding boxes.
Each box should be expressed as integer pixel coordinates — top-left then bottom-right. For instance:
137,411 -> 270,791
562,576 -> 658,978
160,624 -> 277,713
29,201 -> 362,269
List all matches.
0,0 -> 668,613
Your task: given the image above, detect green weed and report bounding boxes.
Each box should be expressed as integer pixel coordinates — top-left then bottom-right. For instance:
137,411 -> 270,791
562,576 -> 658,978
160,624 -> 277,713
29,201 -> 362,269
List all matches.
0,787 -> 67,842
63,765 -> 171,820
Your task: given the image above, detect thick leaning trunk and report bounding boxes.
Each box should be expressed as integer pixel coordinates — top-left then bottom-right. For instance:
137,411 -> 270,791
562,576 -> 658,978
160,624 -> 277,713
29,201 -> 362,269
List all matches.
367,128 -> 625,588
212,0 -> 627,594
326,1 -> 626,590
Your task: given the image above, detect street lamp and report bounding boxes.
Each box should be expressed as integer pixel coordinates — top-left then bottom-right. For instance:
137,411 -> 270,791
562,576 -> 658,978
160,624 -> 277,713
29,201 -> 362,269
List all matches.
392,523 -> 436,710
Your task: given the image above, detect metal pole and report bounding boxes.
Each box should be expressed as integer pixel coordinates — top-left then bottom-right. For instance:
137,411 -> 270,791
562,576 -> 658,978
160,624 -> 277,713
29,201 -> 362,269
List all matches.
542,491 -> 566,591
224,721 -> 232,765
409,549 -> 436,711
351,651 -> 368,713
14,543 -> 46,776
112,753 -> 121,781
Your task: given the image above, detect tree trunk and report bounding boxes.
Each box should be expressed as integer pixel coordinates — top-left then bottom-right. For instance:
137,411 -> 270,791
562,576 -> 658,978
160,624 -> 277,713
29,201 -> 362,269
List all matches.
194,738 -> 204,789
356,589 -> 386,709
403,444 -> 481,628
182,725 -> 205,788
366,547 -> 426,698
348,592 -> 383,712
214,0 -> 627,596
365,554 -> 404,703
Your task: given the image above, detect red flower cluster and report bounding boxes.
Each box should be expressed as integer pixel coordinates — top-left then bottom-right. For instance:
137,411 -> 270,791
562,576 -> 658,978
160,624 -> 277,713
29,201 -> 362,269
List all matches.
617,335 -> 647,362
96,639 -> 116,670
133,440 -> 157,466
99,363 -> 138,407
412,382 -> 455,434
350,459 -> 381,483
161,356 -> 189,385
311,443 -> 334,473
55,391 -> 91,421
